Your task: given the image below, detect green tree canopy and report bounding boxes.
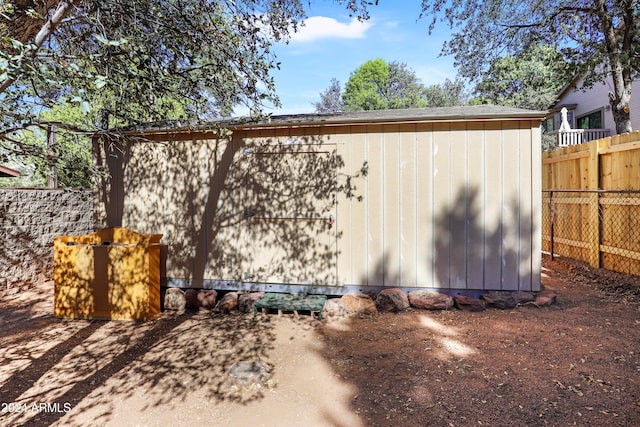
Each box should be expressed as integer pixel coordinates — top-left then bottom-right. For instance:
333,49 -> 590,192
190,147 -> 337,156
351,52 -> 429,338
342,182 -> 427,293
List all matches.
423,78 -> 468,108
385,61 -> 432,109
420,0 -> 639,133
0,0 -> 373,186
473,45 -> 572,111
0,0 -> 375,127
1,0 -> 307,128
342,58 -> 391,111
338,58 -> 466,112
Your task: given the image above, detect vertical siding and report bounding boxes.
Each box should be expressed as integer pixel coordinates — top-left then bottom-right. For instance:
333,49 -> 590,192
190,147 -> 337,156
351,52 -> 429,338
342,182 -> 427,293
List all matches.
449,123 -> 469,289
483,122 -> 504,288
121,142 -> 164,234
530,124 -> 542,291
383,125 -> 401,287
192,139 -> 217,283
466,125 -> 486,289
326,126 -> 340,285
399,124 -> 418,287
366,125 -> 385,286
344,127 -> 368,286
202,137 -> 238,281
501,126 -> 520,290
162,139 -> 195,279
333,119 -> 540,292
432,123 -> 451,288
518,124 -> 533,291
415,123 -> 434,287
336,130 -> 350,284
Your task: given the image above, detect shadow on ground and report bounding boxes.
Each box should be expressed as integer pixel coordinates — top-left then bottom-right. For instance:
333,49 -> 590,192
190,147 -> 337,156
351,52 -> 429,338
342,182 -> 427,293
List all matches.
0,285 -> 275,427
2,259 -> 640,426
314,257 -> 640,426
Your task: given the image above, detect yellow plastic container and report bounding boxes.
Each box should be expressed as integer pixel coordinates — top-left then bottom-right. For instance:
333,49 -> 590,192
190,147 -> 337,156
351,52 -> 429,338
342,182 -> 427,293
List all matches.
54,227 -> 162,320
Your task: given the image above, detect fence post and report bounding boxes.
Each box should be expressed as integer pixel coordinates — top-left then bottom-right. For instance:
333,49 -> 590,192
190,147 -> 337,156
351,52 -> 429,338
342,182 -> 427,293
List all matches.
587,141 -> 600,268
47,124 -> 58,189
550,191 -> 555,260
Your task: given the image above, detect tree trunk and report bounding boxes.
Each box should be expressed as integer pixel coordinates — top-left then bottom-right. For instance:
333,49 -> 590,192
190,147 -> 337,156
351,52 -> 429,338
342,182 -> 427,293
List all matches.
47,124 -> 58,188
610,96 -> 633,134
596,0 -> 634,134
608,75 -> 633,134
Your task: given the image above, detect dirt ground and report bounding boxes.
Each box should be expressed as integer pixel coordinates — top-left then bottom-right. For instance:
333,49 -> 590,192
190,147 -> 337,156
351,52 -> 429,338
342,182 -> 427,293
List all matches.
1,255 -> 639,427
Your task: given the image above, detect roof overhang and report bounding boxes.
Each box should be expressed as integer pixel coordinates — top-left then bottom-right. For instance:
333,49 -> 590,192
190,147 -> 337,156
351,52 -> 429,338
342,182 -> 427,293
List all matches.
119,105 -> 549,138
0,165 -> 20,178
548,103 -> 578,113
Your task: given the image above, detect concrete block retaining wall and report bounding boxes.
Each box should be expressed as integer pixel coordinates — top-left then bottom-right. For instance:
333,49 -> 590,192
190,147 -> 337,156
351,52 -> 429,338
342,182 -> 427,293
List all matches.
0,189 -> 94,295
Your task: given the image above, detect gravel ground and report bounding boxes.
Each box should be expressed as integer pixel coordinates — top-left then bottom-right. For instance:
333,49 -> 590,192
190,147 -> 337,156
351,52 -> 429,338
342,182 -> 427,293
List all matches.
0,255 -> 639,426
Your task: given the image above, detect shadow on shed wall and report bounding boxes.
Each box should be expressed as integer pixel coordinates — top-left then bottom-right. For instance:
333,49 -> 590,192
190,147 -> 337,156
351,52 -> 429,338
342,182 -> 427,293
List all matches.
95,132 -> 538,293
94,133 -> 366,288
361,186 -> 538,293
433,186 -> 537,292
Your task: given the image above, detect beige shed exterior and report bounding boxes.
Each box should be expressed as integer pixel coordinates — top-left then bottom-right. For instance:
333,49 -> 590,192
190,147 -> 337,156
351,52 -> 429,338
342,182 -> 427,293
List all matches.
95,106 -> 545,295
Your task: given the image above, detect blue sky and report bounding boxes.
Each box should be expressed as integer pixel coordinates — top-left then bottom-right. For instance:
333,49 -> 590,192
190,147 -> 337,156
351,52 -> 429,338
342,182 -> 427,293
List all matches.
261,2 -> 457,115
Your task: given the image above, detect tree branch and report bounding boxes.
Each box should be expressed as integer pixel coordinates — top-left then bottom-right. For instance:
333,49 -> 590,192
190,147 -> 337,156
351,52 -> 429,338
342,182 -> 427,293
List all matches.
0,118 -> 91,139
498,6 -> 597,29
0,0 -> 82,95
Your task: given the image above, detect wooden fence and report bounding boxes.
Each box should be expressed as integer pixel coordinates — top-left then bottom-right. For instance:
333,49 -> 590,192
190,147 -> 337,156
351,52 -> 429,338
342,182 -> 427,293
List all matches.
542,131 -> 640,275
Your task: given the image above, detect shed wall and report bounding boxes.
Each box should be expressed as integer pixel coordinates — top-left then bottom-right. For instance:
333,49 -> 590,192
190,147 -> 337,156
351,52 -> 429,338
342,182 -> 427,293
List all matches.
95,119 -> 542,293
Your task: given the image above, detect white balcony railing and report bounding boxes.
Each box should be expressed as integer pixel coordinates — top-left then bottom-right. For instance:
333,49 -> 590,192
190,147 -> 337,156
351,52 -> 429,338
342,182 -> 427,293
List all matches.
548,129 -> 611,146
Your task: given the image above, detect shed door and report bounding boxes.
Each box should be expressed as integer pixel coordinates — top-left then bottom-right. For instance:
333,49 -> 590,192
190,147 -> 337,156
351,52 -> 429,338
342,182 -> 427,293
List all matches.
239,143 -> 337,286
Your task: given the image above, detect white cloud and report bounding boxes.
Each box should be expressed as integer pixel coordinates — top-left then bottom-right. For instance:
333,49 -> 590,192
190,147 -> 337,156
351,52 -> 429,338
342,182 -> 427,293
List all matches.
290,16 -> 373,43
384,20 -> 401,30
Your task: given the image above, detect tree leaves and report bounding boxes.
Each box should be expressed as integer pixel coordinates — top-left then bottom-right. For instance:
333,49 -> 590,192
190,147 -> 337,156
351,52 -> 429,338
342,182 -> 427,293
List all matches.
313,78 -> 344,113
343,58 -> 390,111
334,58 -> 466,112
473,45 -> 571,110
1,0 -> 310,131
420,0 -> 639,131
0,0 -> 384,186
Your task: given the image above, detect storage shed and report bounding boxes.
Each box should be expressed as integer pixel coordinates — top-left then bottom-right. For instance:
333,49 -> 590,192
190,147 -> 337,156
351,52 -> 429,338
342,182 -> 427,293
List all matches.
94,105 -> 545,295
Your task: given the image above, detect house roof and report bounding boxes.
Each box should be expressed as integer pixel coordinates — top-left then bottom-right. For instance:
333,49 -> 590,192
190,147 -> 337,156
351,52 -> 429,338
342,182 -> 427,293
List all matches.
0,165 -> 20,178
124,105 -> 548,136
551,75 -> 583,109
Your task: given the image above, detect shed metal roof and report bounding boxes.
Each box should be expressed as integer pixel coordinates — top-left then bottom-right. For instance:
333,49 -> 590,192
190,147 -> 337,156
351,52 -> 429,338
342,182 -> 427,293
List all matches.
125,105 -> 548,135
